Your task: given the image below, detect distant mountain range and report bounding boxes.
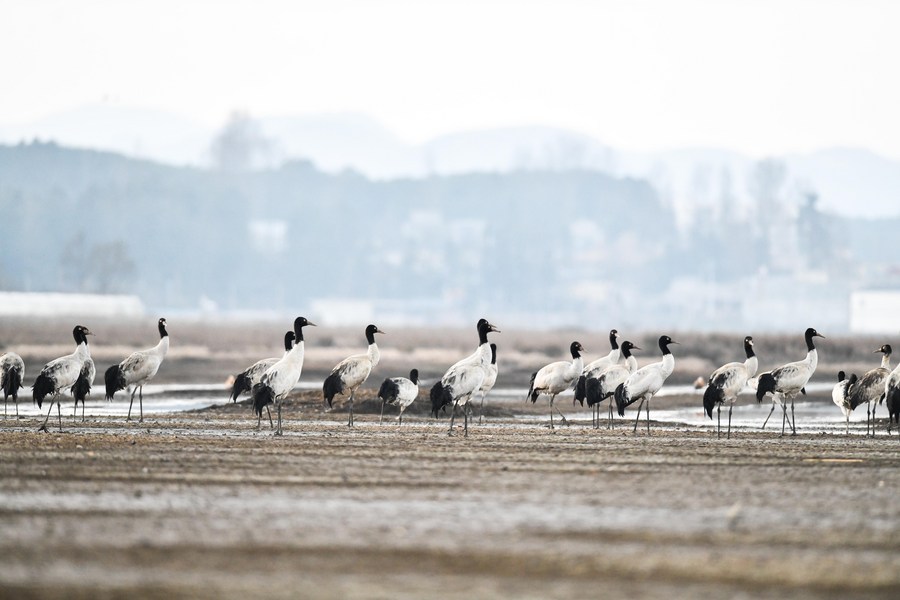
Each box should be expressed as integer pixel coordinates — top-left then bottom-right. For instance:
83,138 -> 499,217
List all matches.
2,104 -> 897,220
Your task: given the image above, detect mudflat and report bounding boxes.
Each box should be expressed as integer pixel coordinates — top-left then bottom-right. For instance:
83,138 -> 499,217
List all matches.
1,391 -> 898,599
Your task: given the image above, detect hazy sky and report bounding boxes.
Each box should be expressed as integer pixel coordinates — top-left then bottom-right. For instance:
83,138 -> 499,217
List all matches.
2,0 -> 900,159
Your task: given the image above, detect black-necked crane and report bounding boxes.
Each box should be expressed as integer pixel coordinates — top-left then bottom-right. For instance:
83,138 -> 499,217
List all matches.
252,316 -> 315,435
72,349 -> 95,423
575,329 -> 620,406
756,327 -> 824,436
885,363 -> 900,437
104,317 -> 169,423
323,324 -> 385,427
32,325 -> 94,432
832,370 -> 860,435
847,344 -> 891,437
430,318 -> 500,437
585,340 -> 639,429
1,351 -> 24,419
526,341 -> 584,430
230,330 -> 295,406
702,336 -> 758,439
477,343 -> 498,424
378,369 -> 419,425
614,335 -> 677,434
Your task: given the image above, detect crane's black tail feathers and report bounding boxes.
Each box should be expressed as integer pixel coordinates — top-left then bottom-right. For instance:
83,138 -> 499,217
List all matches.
72,370 -> 91,405
703,384 -> 724,420
585,376 -> 604,408
378,378 -> 399,405
323,372 -> 344,408
32,373 -> 56,409
614,383 -> 636,417
885,385 -> 900,425
230,371 -> 252,402
755,373 -> 777,403
574,375 -> 586,406
430,381 -> 452,418
251,383 -> 275,417
105,364 -> 126,401
2,367 -> 21,401
526,372 -> 538,403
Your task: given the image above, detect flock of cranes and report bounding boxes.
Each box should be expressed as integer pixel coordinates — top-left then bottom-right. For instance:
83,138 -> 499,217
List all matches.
2,317 -> 900,438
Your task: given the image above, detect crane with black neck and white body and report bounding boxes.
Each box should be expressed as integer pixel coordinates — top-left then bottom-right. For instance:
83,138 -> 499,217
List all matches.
614,335 -> 677,434
526,341 -> 585,430
756,327 -> 824,436
32,325 -> 94,432
430,318 -> 500,437
323,324 -> 385,427
104,317 -> 169,423
703,336 -> 758,439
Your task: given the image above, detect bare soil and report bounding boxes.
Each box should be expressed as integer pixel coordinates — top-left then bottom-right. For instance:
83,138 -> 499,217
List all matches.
1,389 -> 899,599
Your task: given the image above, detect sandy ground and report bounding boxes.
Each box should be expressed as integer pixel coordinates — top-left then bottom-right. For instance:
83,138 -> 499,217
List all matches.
1,389 -> 899,599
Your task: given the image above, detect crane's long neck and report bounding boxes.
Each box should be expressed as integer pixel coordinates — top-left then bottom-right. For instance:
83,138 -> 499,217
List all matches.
286,340 -> 306,368
881,353 -> 892,369
625,354 -> 638,373
155,335 -> 170,358
659,353 -> 675,378
75,341 -> 91,360
744,355 -> 758,378
368,343 -> 381,368
806,348 -> 818,373
570,354 -> 584,378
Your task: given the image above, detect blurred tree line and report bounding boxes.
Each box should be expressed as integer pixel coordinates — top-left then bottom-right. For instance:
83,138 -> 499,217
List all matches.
0,140 -> 895,319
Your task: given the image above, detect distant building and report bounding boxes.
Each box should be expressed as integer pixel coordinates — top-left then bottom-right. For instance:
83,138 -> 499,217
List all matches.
850,291 -> 900,334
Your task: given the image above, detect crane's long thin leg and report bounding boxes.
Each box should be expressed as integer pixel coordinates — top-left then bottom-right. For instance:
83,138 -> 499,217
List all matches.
646,399 -> 651,435
266,405 -> 273,429
846,413 -> 850,436
780,403 -> 788,437
553,397 -> 569,426
479,391 -> 485,425
73,402 -> 77,424
549,396 -> 554,430
717,405 -> 721,439
38,400 -> 55,432
790,399 -> 796,435
348,391 -> 354,428
127,388 -> 137,421
727,405 -> 733,439
608,399 -> 614,430
139,386 -> 144,423
380,400 -> 386,424
762,402 -> 776,429
448,399 -> 460,435
4,396 -> 6,419
81,400 -> 85,423
633,399 -> 644,433
257,410 -> 261,430
464,405 -> 468,438
57,403 -> 62,433
276,402 -> 283,436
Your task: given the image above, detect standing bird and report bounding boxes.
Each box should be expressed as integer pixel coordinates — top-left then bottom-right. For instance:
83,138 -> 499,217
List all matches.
378,369 -> 419,425
252,316 -> 315,435
526,341 -> 585,430
847,344 -> 892,437
72,346 -> 96,423
585,340 -> 639,429
477,343 -> 498,424
230,331 -> 295,405
430,318 -> 500,437
756,327 -> 824,436
104,318 -> 170,423
323,324 -> 385,427
832,371 -> 861,435
1,352 -> 25,419
32,325 -> 94,432
614,335 -> 678,434
884,363 -> 900,436
703,336 -> 758,439
575,329 -> 620,406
